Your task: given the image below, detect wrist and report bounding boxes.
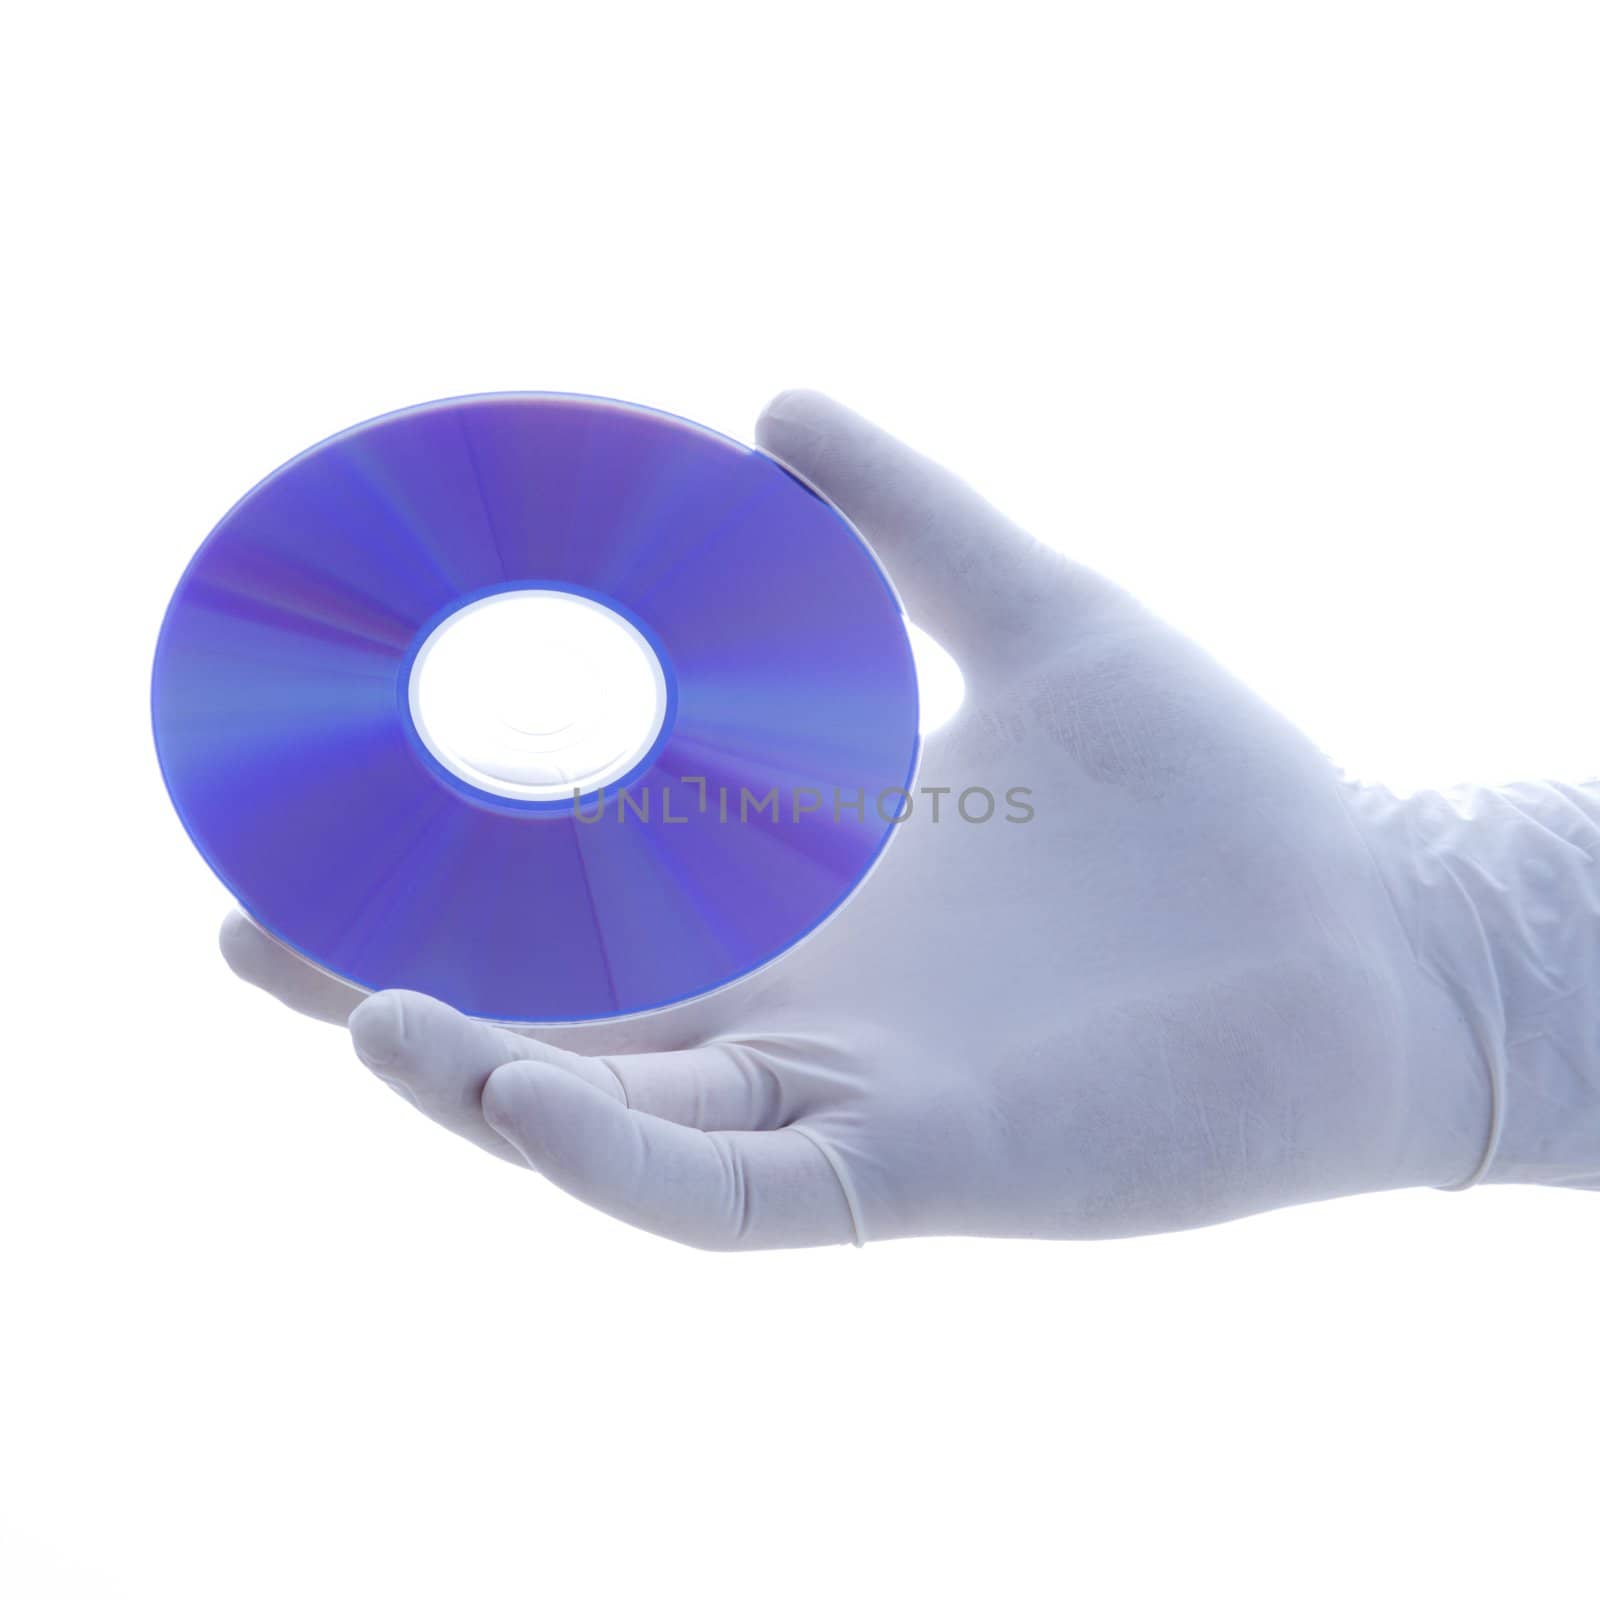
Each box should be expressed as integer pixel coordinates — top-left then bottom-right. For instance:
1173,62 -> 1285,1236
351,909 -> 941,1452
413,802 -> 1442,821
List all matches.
1345,777 -> 1600,1189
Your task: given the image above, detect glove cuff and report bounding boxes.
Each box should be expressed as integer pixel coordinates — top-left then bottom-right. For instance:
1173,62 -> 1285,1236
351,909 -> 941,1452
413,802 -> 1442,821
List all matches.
1346,778 -> 1600,1190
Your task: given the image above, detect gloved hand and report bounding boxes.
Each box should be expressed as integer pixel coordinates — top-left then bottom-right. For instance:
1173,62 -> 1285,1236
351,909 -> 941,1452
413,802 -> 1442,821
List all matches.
222,390 -> 1600,1246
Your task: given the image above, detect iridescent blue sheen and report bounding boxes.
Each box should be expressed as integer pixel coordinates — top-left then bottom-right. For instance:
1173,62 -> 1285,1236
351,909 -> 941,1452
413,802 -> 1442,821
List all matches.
152,394 -> 920,1022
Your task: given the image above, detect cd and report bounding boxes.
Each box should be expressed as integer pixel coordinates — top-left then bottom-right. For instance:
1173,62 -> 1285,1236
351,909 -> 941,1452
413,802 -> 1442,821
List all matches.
152,394 -> 920,1023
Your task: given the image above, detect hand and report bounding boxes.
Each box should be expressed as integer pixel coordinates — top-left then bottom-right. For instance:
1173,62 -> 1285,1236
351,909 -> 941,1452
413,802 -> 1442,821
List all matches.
223,390 -> 1491,1248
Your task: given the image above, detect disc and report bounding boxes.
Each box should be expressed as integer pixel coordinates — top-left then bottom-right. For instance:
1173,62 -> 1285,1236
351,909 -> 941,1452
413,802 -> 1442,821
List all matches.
152,394 -> 920,1023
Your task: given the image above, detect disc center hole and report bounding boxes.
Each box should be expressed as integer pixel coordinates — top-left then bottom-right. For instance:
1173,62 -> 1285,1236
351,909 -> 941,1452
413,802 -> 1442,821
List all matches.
407,588 -> 669,803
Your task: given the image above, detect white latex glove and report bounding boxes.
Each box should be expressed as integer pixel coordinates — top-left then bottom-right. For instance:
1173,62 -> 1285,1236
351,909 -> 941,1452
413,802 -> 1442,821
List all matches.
222,391 -> 1600,1247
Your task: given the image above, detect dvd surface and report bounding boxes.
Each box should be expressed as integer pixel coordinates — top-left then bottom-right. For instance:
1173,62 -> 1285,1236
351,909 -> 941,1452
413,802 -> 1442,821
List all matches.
152,394 -> 920,1022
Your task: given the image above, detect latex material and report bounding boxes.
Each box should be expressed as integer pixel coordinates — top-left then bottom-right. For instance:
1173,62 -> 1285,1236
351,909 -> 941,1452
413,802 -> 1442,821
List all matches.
220,390 -> 1600,1247
1342,778 -> 1600,1189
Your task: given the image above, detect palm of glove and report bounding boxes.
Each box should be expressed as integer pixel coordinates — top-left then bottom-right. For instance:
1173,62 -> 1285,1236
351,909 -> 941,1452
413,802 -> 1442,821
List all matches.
224,392 -> 1483,1247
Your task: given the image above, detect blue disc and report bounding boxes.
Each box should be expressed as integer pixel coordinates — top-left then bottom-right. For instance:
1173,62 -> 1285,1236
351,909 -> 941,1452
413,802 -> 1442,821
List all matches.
152,394 -> 920,1023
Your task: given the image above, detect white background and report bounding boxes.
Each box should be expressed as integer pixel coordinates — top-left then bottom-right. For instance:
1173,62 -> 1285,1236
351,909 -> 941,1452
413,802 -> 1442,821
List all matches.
3,3 -> 1596,1595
